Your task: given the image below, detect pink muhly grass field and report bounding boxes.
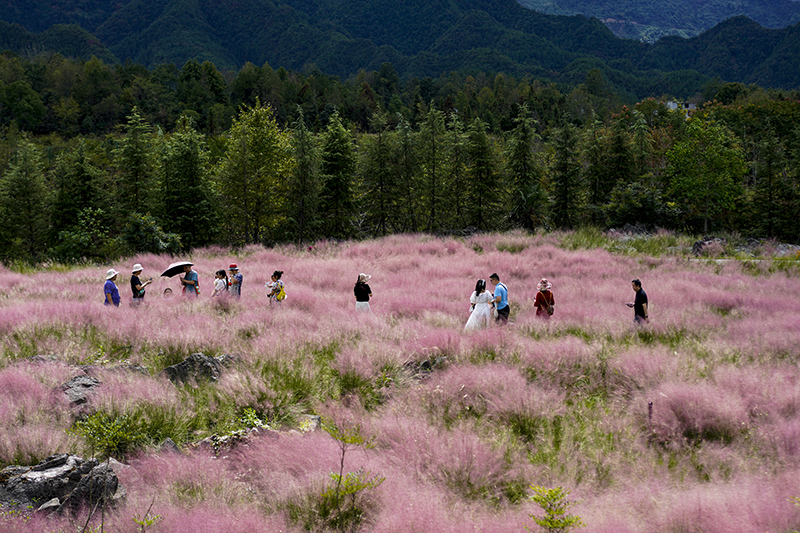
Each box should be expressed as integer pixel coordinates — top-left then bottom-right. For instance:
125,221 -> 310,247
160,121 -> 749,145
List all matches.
2,232 -> 800,532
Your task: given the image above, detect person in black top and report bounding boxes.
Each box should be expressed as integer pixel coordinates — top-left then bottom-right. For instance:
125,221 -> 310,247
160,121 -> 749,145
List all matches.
354,273 -> 372,312
626,278 -> 649,324
130,263 -> 152,302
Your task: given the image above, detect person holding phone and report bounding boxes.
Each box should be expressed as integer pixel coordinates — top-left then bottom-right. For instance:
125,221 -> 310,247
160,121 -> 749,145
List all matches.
626,278 -> 649,325
130,263 -> 153,302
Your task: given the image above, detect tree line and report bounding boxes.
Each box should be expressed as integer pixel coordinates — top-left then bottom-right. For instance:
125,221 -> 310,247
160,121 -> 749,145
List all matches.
1,52 -> 800,263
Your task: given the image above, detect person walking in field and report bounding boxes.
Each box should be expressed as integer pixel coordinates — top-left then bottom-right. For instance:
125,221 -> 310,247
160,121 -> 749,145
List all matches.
465,279 -> 494,331
533,278 -> 555,319
489,273 -> 509,324
104,269 -> 121,307
626,278 -> 649,325
212,269 -> 229,297
266,270 -> 286,306
228,264 -> 243,298
354,273 -> 373,312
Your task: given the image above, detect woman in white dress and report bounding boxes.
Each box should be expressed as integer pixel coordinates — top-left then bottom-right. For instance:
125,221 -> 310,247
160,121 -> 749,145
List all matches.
465,279 -> 494,331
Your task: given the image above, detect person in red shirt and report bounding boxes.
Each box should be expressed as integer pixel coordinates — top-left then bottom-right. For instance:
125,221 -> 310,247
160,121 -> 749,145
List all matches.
533,278 -> 555,319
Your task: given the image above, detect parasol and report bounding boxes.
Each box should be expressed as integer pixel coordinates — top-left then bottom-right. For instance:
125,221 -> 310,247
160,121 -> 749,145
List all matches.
160,261 -> 193,278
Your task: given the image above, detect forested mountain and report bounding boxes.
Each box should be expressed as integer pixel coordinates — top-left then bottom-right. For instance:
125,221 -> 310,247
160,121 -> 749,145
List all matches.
518,0 -> 800,42
1,0 -> 800,94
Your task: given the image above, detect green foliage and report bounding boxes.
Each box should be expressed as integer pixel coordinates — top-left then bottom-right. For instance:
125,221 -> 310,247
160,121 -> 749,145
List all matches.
120,212 -> 182,256
70,413 -> 145,458
284,108 -> 322,243
667,119 -> 747,233
160,116 -> 217,249
51,207 -> 121,262
527,485 -> 584,533
0,135 -> 50,261
316,420 -> 384,532
319,111 -> 357,239
550,122 -> 582,229
214,100 -> 294,245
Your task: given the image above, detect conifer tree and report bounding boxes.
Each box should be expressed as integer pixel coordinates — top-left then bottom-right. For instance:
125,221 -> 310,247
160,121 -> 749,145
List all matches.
161,116 -> 216,249
215,100 -> 293,245
418,104 -> 446,232
443,112 -> 468,229
392,116 -> 420,233
551,122 -> 582,229
360,111 -> 395,236
465,117 -> 500,230
286,108 -> 322,243
114,107 -> 156,217
319,111 -> 356,239
505,105 -> 548,229
0,136 -> 49,260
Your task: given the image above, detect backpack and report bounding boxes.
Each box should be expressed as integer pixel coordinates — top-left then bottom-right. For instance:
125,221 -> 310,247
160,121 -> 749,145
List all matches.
276,281 -> 286,301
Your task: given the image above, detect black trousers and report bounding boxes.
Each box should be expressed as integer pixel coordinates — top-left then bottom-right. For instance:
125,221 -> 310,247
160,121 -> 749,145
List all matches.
496,305 -> 509,323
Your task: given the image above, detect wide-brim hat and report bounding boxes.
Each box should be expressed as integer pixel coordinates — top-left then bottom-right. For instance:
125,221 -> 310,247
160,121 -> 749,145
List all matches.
537,278 -> 552,291
131,263 -> 143,273
106,269 -> 119,280
358,273 -> 371,283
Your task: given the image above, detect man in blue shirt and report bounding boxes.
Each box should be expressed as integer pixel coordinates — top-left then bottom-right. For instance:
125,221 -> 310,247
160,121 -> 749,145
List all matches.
489,273 -> 509,324
180,264 -> 199,296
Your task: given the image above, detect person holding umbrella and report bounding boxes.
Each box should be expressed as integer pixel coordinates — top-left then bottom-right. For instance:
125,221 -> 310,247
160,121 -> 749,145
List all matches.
160,261 -> 197,296
180,264 -> 199,296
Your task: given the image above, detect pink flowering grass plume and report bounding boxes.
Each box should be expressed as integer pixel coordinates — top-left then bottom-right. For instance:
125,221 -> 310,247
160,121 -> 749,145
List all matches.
609,345 -> 680,390
645,381 -> 750,449
0,363 -> 78,465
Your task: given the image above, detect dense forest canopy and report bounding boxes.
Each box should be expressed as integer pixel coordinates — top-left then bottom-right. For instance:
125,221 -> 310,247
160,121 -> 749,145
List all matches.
0,49 -> 799,265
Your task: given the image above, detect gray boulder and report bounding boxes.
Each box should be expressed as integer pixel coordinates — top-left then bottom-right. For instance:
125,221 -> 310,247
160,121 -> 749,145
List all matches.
0,454 -> 122,515
163,353 -> 237,384
61,375 -> 100,406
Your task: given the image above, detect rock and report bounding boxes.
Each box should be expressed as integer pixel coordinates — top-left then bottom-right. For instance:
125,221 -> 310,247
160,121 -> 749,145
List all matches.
0,454 -> 123,515
776,243 -> 800,257
692,236 -> 727,256
158,438 -> 182,454
298,415 -> 321,432
622,222 -> 650,235
162,353 -> 237,385
61,375 -> 100,406
37,497 -> 61,513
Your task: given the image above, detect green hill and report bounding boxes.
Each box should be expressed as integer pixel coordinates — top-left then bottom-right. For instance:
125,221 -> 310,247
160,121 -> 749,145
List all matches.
1,0 -> 800,94
517,0 -> 800,42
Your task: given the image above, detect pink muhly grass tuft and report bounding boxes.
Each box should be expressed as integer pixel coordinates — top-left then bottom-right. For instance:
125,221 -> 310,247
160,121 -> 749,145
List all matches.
408,363 -> 564,430
371,414 -> 518,502
646,382 -> 749,447
611,346 -> 679,389
88,368 -> 182,412
0,424 -> 79,466
409,327 -> 462,360
229,430 -> 350,500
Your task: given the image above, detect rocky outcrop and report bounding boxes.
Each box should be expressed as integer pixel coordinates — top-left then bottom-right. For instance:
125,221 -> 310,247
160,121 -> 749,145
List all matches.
61,375 -> 101,406
692,236 -> 727,256
0,454 -> 124,514
162,353 -> 238,384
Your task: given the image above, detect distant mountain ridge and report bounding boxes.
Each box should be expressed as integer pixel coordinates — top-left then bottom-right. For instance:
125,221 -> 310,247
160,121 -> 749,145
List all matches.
517,0 -> 800,42
1,0 -> 799,96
